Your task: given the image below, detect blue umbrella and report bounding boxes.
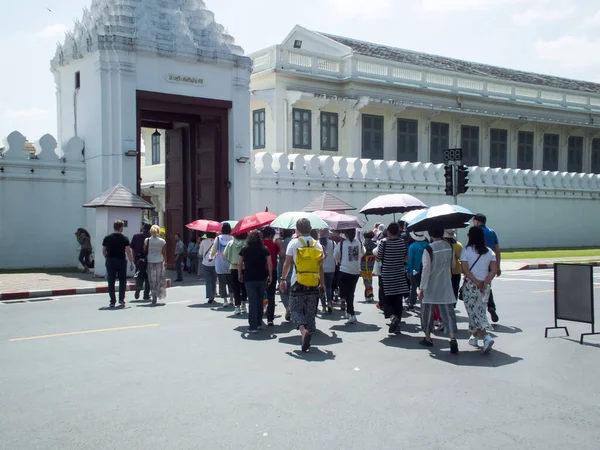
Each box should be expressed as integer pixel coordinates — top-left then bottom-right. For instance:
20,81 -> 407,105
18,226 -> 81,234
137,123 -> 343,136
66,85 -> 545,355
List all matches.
406,204 -> 475,232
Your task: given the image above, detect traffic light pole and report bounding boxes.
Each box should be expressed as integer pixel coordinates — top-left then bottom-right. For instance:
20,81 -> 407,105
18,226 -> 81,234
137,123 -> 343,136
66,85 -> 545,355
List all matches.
452,161 -> 458,205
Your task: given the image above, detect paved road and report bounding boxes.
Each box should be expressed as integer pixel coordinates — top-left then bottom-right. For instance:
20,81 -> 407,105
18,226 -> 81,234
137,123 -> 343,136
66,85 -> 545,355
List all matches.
1,271 -> 600,450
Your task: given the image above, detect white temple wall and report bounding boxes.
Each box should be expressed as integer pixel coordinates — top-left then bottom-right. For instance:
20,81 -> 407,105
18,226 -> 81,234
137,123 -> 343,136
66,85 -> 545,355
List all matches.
0,132 -> 86,269
251,152 -> 600,249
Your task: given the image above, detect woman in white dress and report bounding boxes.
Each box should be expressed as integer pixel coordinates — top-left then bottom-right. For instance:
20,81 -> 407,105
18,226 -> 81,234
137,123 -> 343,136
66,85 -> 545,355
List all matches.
144,225 -> 167,305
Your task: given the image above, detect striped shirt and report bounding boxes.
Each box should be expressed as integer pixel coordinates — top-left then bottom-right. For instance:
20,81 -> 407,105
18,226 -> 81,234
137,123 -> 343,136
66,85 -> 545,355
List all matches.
374,238 -> 409,296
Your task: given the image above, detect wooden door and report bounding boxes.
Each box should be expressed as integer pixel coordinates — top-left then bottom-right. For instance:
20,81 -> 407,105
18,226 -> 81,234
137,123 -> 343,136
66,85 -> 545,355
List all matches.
165,127 -> 185,269
195,121 -> 219,222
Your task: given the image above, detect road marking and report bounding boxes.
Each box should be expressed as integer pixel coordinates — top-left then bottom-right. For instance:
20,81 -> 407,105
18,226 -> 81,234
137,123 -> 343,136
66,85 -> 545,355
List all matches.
533,286 -> 600,294
497,278 -> 554,283
9,324 -> 160,342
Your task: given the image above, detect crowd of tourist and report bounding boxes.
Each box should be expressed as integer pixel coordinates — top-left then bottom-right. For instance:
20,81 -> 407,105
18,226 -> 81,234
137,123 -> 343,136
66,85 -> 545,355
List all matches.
97,212 -> 501,354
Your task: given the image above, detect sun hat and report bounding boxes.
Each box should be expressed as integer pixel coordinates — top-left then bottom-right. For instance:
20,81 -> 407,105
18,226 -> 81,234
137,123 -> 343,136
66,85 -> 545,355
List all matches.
444,229 -> 457,240
410,231 -> 427,242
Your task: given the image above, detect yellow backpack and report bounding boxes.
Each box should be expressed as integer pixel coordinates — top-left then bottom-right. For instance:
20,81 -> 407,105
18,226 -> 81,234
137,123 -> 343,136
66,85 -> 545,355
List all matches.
295,238 -> 323,287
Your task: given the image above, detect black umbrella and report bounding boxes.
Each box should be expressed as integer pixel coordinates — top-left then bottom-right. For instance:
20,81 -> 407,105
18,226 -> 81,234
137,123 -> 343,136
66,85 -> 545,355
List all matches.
406,204 -> 475,232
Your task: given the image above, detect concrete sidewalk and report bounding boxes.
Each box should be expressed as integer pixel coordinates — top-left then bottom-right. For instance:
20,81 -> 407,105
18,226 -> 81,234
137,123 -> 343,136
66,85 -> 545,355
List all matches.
0,270 -> 197,301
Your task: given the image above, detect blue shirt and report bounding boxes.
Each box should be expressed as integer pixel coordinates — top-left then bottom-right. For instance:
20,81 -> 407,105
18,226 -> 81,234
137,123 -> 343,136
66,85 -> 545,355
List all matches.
407,241 -> 429,274
481,226 -> 499,249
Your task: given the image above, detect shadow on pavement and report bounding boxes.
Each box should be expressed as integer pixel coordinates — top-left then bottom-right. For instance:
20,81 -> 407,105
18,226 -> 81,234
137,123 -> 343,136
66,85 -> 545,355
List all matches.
279,330 -> 343,347
428,347 -> 523,367
130,299 -> 151,304
329,323 -> 381,333
269,321 -> 295,334
233,326 -> 277,341
98,305 -> 131,311
380,334 -> 433,350
187,303 -> 219,308
563,337 -> 600,348
286,348 -> 336,362
136,303 -> 166,307
490,324 -> 523,334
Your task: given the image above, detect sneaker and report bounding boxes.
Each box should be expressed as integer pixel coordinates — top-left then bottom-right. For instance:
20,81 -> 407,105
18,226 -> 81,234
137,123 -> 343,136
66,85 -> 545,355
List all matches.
340,300 -> 346,311
134,290 -> 140,300
450,339 -> 459,354
268,321 -> 274,327
241,303 -> 247,314
234,307 -> 241,315
388,315 -> 400,334
109,302 -> 116,308
248,329 -> 258,334
118,300 -> 126,306
346,315 -> 357,324
489,308 -> 499,323
483,336 -> 495,354
469,337 -> 479,348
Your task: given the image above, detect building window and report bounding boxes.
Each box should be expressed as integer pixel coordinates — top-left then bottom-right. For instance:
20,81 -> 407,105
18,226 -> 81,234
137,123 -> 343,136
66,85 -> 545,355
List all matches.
517,131 -> 534,170
151,130 -> 161,165
397,119 -> 418,162
568,136 -> 583,173
490,129 -> 508,168
592,138 -> 600,174
461,125 -> 480,166
252,109 -> 265,149
362,114 -> 384,159
320,112 -> 338,151
543,134 -> 560,172
293,108 -> 311,149
430,122 -> 449,164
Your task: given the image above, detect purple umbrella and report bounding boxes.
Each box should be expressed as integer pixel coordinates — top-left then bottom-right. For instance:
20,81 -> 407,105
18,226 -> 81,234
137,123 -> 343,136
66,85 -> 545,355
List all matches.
359,194 -> 427,218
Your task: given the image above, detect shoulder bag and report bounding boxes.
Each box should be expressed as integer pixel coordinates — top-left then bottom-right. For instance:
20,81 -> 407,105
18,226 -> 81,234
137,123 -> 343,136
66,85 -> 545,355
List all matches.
458,253 -> 483,300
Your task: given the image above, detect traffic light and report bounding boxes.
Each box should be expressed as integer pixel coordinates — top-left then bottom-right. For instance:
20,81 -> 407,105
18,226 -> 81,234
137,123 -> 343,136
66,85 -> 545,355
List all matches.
457,165 -> 469,194
444,164 -> 453,196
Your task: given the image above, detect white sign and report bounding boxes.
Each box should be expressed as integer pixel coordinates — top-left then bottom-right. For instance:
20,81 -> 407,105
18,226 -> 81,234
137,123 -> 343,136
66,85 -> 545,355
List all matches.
165,74 -> 204,86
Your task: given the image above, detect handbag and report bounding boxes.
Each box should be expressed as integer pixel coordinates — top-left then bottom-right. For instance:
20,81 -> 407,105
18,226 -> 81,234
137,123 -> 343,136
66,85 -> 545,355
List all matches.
458,253 -> 483,300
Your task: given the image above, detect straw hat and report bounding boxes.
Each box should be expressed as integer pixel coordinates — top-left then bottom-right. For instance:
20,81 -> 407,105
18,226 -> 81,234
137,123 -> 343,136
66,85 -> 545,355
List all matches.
444,229 -> 457,240
410,231 -> 427,242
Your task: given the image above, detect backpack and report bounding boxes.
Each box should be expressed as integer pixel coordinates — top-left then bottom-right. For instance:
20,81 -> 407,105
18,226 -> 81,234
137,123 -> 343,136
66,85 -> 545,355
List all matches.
295,238 -> 323,287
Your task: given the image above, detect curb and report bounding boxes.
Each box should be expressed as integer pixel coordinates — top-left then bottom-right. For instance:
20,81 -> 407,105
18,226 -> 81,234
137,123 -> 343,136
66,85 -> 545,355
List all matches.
0,279 -> 172,302
517,262 -> 600,271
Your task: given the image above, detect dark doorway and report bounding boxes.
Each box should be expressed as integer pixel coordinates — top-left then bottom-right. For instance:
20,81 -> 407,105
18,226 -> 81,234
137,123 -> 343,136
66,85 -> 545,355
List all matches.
137,91 -> 231,268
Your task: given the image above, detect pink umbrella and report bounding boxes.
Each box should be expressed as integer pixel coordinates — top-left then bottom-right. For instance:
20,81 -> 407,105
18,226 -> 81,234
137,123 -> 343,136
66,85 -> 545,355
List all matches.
186,219 -> 222,233
314,210 -> 365,230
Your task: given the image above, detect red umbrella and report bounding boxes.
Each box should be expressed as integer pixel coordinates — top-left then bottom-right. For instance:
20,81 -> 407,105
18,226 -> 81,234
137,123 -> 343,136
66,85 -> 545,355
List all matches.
186,219 -> 222,233
231,212 -> 277,236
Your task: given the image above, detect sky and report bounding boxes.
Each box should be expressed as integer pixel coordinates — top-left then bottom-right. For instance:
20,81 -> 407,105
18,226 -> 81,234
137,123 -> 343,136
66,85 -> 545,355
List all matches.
1,0 -> 599,141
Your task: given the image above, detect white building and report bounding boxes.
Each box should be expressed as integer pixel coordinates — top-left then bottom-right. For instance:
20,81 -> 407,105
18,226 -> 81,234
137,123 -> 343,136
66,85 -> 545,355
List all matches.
248,26 -> 600,172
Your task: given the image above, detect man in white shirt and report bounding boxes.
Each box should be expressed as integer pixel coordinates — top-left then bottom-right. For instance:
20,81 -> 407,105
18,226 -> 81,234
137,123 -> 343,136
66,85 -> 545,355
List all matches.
280,218 -> 324,352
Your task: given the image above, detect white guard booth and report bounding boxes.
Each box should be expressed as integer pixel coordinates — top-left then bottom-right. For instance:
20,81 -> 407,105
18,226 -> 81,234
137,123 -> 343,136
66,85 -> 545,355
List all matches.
83,184 -> 155,278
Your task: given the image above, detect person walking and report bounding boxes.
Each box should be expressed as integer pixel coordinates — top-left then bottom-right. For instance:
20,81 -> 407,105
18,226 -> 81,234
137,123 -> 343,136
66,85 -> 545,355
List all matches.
131,224 -> 151,300
144,225 -> 167,305
360,230 -> 377,303
278,229 -> 294,321
210,223 -> 234,307
225,233 -> 248,315
279,218 -> 324,352
75,228 -> 93,273
460,226 -> 498,353
174,234 -> 185,282
418,227 -> 459,353
262,227 -> 281,326
187,237 -> 199,275
238,230 -> 273,333
319,230 -> 336,314
406,231 -> 428,311
102,220 -> 134,307
473,213 -> 501,323
444,229 -> 463,301
198,233 -> 217,303
373,223 -> 409,334
334,229 -> 364,324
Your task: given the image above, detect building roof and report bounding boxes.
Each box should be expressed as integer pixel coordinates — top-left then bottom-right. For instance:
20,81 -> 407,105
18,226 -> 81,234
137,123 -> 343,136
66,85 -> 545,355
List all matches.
83,184 -> 155,210
319,33 -> 600,95
302,192 -> 356,212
